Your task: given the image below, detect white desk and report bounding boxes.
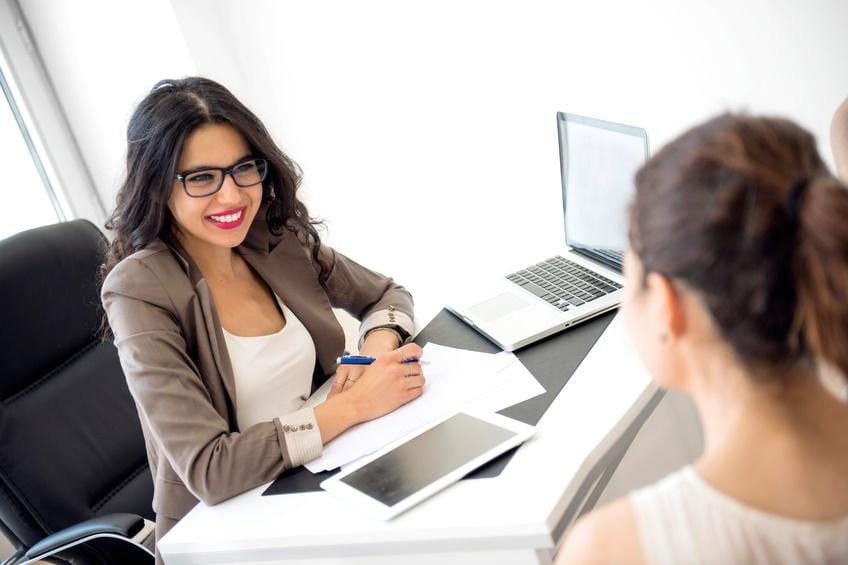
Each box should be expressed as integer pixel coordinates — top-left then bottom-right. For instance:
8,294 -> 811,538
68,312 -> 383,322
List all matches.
159,312 -> 657,564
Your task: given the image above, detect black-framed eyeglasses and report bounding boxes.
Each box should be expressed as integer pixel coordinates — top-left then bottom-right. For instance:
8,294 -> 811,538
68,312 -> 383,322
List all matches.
175,158 -> 268,198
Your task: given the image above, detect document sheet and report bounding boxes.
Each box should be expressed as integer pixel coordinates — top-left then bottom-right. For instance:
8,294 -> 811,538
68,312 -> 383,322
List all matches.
305,343 -> 544,473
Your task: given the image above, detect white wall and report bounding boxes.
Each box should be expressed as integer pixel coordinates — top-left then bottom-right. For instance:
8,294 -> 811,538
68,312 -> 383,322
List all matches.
172,0 -> 848,321
17,0 -> 848,320
19,0 -> 195,218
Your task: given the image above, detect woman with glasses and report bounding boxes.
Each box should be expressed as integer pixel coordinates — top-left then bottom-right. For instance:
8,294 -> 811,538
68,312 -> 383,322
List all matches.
556,113 -> 848,564
100,77 -> 424,561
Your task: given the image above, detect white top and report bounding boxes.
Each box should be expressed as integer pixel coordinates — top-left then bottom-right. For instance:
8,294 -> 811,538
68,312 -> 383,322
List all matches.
631,465 -> 848,565
222,294 -> 322,466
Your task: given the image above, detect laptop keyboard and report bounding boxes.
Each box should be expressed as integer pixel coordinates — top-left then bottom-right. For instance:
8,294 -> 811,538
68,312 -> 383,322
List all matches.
506,256 -> 622,312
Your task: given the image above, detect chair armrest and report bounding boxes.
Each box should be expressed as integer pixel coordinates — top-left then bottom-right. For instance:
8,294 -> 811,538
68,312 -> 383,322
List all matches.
24,513 -> 146,561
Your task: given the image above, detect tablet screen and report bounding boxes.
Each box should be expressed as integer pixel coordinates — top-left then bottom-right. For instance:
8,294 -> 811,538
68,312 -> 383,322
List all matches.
339,412 -> 517,507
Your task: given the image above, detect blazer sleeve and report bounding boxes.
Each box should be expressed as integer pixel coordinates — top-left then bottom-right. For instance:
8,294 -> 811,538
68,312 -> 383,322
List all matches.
101,258 -> 300,506
314,243 -> 415,346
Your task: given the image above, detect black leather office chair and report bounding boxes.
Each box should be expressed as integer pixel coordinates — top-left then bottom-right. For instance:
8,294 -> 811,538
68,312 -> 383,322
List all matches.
0,221 -> 154,564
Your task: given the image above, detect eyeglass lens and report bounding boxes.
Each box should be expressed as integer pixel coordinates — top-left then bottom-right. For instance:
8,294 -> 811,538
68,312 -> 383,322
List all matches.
183,159 -> 267,196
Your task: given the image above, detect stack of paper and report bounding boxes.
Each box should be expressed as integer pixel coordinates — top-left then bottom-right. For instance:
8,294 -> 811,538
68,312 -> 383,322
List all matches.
305,342 -> 544,473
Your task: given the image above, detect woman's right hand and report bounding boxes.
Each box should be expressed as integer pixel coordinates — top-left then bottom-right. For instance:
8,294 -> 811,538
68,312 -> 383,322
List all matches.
345,343 -> 426,423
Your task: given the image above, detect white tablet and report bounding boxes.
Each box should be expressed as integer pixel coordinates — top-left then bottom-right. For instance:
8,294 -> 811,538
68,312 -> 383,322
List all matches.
320,411 -> 535,520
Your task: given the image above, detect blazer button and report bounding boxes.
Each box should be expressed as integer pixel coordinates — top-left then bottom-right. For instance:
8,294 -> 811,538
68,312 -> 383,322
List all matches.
283,425 -> 291,432
307,423 -> 314,430
300,424 -> 307,430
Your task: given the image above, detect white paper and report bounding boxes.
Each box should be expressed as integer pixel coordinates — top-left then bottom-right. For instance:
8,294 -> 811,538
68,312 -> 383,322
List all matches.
305,343 -> 518,472
462,357 -> 546,413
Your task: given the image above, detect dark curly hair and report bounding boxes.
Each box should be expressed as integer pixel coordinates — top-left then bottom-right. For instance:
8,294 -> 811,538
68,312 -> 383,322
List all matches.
99,77 -> 329,335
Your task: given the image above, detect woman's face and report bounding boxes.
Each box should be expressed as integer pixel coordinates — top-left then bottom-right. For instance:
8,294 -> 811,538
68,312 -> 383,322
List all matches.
622,249 -> 682,389
167,122 -> 263,254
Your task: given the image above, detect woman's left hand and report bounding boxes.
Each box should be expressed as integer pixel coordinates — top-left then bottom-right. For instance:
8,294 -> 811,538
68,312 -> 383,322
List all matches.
328,328 -> 402,398
328,364 -> 367,399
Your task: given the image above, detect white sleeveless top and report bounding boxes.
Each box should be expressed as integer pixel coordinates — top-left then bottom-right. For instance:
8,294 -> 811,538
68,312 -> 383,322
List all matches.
631,466 -> 848,564
222,294 -> 317,431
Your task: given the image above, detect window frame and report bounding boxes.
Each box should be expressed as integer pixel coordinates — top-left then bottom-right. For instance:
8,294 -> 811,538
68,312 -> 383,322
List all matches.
0,0 -> 106,227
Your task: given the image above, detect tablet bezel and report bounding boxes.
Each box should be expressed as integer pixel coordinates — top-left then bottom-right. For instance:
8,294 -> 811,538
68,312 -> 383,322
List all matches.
319,410 -> 535,520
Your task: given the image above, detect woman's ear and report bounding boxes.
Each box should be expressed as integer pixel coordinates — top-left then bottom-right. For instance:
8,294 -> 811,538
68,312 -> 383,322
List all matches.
645,272 -> 686,341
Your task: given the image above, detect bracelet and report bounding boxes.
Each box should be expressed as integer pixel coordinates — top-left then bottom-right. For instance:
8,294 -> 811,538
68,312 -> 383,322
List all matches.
363,325 -> 408,347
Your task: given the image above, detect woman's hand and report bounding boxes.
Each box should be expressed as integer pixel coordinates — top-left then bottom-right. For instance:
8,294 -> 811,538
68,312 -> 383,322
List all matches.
344,343 -> 426,423
328,327 -> 402,399
315,343 -> 425,444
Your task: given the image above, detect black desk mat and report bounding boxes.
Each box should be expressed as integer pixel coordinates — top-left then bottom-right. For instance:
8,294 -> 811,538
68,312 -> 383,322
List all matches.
263,309 -> 615,496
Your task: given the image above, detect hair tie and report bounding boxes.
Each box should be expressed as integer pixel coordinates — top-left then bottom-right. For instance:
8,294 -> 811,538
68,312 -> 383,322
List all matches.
786,178 -> 810,223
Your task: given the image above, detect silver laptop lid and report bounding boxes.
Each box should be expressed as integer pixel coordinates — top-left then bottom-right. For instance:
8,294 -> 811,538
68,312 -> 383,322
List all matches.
556,112 -> 649,272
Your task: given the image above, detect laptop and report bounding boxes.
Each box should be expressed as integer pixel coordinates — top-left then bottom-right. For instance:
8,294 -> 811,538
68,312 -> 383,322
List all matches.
446,112 -> 649,351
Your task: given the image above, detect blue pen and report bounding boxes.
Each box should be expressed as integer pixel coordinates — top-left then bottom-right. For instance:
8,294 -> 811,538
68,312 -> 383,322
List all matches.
336,355 -> 428,365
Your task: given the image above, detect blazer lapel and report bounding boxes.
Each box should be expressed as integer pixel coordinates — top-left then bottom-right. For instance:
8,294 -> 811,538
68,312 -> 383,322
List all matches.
194,279 -> 238,414
163,238 -> 239,417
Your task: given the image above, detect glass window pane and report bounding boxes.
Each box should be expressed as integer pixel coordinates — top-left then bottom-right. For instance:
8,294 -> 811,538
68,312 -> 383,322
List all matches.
0,71 -> 60,241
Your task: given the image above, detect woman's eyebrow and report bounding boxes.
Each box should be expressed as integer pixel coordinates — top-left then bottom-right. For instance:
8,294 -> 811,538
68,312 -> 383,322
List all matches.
179,154 -> 254,173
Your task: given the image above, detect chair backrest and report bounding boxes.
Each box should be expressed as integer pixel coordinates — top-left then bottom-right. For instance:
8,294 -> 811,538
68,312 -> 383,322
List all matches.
0,220 -> 153,551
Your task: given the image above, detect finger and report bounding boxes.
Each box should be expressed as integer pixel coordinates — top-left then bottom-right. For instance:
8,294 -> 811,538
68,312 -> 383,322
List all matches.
383,342 -> 423,364
342,375 -> 358,391
330,370 -> 349,394
341,366 -> 366,391
403,362 -> 422,378
328,376 -> 343,399
405,383 -> 425,401
405,374 -> 426,390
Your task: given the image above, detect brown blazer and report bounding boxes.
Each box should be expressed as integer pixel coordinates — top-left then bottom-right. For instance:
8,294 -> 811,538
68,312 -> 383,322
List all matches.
101,213 -> 414,554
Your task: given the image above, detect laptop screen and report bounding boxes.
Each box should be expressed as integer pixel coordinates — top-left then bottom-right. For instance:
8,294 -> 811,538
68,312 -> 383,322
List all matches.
557,113 -> 649,272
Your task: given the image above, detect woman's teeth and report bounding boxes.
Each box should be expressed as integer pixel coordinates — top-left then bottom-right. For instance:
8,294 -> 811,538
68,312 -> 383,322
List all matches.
209,210 -> 243,223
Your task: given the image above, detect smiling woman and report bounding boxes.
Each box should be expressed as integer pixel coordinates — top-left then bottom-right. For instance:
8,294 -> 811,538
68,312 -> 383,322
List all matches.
98,77 -> 425,564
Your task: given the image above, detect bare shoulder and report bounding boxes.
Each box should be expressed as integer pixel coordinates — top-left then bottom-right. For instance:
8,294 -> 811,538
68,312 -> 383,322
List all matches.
555,496 -> 645,565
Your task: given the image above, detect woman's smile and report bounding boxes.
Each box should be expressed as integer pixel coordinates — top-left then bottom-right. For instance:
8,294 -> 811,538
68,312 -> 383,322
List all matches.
206,206 -> 247,230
